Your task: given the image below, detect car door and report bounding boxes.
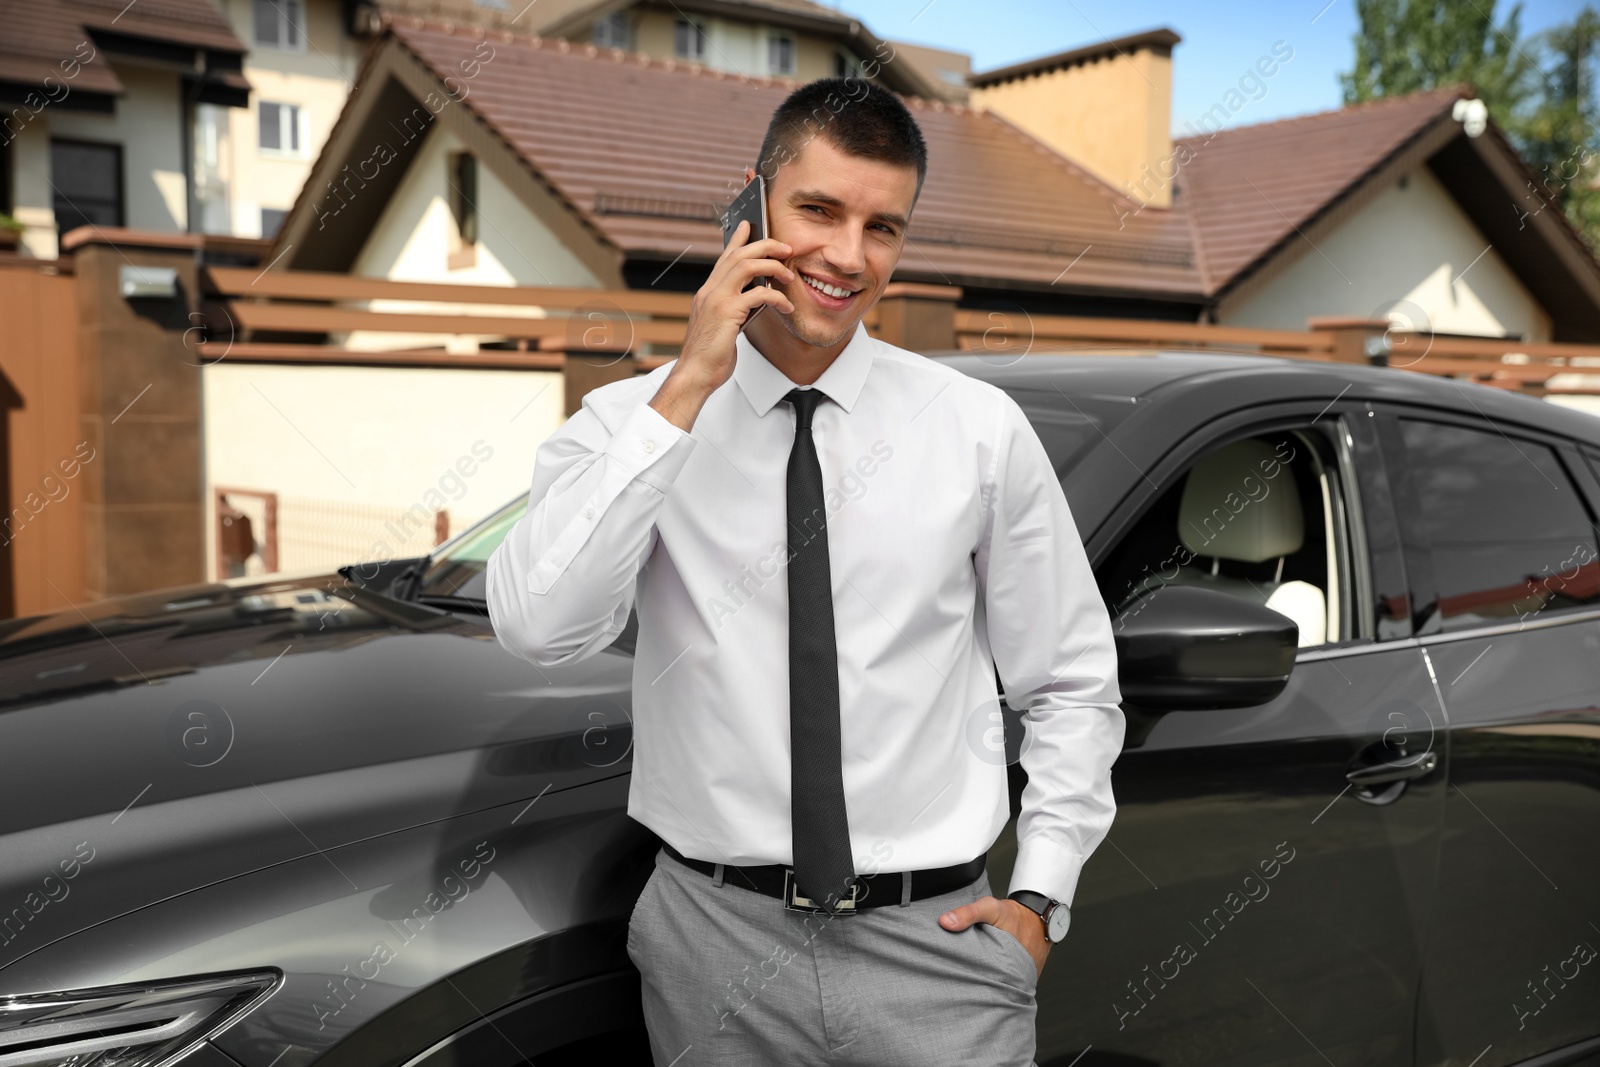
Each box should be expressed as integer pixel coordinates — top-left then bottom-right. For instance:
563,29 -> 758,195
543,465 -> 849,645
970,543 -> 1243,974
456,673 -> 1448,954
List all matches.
986,397 -> 1445,1067
1375,408 -> 1600,1067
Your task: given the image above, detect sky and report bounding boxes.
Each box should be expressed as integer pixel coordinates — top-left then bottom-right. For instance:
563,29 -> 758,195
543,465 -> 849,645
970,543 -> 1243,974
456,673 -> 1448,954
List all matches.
825,0 -> 1591,130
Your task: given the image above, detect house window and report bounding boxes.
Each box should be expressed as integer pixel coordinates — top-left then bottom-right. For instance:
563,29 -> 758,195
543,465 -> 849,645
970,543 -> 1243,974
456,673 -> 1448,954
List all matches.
833,50 -> 857,78
768,34 -> 795,75
253,0 -> 304,50
258,101 -> 304,156
592,11 -> 629,49
49,139 -> 122,234
674,18 -> 706,61
260,207 -> 287,237
449,152 -> 478,245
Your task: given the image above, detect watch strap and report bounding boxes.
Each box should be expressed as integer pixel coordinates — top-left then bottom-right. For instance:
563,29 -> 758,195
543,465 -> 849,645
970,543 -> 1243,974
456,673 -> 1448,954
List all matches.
1007,889 -> 1051,918
1008,889 -> 1068,943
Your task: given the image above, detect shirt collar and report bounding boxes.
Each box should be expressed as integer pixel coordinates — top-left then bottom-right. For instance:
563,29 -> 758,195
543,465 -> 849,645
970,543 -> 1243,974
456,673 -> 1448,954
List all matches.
733,320 -> 876,418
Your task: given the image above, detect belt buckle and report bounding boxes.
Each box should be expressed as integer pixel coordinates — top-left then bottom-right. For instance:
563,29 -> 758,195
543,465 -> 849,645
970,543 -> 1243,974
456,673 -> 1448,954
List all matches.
782,868 -> 859,915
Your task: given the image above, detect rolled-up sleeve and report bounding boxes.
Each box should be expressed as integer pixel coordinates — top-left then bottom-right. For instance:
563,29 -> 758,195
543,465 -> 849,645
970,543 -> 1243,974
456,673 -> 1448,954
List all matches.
486,390 -> 696,668
974,391 -> 1125,907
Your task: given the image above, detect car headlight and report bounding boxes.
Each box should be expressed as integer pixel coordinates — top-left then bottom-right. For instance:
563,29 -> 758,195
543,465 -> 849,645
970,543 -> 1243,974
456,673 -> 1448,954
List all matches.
0,970 -> 278,1067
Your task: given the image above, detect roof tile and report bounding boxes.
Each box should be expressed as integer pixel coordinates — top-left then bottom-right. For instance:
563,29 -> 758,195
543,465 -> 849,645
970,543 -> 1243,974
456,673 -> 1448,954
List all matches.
391,19 -> 1203,296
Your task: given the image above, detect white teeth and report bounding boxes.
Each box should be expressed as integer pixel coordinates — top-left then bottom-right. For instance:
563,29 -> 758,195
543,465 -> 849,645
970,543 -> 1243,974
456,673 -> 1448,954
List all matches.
803,274 -> 852,299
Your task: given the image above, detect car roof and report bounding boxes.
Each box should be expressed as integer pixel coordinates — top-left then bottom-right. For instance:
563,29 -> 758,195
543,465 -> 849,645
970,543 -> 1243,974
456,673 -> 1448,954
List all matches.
931,348 -> 1600,447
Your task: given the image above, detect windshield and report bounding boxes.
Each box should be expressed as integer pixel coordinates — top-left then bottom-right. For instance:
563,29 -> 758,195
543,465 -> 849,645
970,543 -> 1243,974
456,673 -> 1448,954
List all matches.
413,386 -> 1138,601
416,495 -> 527,601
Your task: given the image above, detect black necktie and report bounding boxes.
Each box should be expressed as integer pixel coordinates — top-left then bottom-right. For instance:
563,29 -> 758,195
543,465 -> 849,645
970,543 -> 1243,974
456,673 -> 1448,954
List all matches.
783,387 -> 855,914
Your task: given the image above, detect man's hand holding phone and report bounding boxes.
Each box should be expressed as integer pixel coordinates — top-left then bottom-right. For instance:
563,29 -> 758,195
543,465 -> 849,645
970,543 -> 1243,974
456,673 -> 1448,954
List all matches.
649,215 -> 795,434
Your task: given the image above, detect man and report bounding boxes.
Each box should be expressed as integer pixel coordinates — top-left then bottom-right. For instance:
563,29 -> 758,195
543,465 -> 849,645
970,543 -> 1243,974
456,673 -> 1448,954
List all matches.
486,77 -> 1124,1066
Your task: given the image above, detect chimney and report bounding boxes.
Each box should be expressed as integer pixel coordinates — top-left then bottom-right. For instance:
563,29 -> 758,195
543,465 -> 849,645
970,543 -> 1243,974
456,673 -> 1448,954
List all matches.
969,28 -> 1180,209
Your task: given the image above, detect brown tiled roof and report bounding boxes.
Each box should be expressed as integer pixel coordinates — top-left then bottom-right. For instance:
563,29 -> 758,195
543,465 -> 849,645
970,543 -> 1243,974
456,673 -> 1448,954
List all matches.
292,21 -> 1529,307
64,0 -> 245,52
372,0 -> 857,42
1173,86 -> 1471,290
0,0 -> 121,96
373,0 -> 944,98
388,20 -> 1204,296
0,0 -> 242,99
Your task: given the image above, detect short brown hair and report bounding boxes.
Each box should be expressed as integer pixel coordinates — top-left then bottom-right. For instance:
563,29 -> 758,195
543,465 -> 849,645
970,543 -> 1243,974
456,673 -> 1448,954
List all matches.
756,77 -> 927,203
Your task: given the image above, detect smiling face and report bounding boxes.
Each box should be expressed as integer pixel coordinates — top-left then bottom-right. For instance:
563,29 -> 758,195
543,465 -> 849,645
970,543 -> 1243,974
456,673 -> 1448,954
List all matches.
747,134 -> 920,356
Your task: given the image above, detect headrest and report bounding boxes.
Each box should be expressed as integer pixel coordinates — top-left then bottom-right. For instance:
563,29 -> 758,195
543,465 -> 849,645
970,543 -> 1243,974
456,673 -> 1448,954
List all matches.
1177,438 -> 1304,562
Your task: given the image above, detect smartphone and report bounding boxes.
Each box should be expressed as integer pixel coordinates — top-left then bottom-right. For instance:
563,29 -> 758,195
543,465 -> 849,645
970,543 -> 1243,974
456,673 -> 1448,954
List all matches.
720,174 -> 772,321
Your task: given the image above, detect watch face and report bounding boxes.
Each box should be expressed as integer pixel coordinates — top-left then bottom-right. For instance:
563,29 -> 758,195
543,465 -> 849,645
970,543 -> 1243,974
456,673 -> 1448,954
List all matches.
1046,905 -> 1070,942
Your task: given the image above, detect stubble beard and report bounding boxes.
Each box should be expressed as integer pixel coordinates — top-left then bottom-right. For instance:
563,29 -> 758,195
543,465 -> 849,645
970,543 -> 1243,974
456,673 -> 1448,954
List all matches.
772,281 -> 860,350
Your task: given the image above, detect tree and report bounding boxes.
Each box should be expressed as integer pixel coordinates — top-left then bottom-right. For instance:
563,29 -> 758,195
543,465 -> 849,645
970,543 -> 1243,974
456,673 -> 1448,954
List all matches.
1340,0 -> 1538,131
1519,8 -> 1600,249
1341,0 -> 1600,253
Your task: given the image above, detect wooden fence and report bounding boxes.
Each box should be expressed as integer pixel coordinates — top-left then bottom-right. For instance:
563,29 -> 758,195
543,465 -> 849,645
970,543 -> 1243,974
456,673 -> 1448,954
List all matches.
6,227 -> 1600,620
200,268 -> 1600,399
0,254 -> 84,619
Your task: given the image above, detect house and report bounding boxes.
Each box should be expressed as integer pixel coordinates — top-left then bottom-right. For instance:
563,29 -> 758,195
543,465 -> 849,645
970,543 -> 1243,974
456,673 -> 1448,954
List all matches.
368,0 -> 967,100
265,20 -> 1600,346
192,0 -> 364,238
0,0 -> 950,249
0,0 -> 250,257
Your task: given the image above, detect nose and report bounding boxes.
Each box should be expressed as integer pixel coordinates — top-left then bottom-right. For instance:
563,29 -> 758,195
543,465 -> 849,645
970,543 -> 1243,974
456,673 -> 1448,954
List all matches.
822,225 -> 866,277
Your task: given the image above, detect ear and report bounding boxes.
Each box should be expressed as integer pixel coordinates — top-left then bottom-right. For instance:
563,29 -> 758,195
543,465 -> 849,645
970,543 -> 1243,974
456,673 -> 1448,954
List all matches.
743,165 -> 757,183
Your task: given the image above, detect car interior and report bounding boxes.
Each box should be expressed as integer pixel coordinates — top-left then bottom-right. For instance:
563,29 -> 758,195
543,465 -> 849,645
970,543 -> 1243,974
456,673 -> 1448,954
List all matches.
1096,425 -> 1353,648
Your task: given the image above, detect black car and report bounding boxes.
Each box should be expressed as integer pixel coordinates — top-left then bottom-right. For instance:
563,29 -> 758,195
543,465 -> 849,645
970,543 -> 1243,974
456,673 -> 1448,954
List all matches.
2,350 -> 1598,1067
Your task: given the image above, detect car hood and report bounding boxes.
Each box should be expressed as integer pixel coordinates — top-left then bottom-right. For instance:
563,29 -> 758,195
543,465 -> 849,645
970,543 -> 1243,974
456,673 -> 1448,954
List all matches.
0,571 -> 635,971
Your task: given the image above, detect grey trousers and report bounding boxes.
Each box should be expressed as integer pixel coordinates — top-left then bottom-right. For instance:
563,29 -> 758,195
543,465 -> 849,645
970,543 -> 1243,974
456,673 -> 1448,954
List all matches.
627,846 -> 1039,1066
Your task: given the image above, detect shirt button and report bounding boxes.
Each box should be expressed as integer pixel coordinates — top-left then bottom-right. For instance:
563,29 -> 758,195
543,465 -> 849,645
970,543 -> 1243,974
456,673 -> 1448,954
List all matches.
643,440 -> 656,453
585,507 -> 595,519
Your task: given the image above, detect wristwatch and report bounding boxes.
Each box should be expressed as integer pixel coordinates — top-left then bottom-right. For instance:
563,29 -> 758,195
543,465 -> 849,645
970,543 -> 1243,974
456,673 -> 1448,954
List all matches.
1007,890 -> 1070,944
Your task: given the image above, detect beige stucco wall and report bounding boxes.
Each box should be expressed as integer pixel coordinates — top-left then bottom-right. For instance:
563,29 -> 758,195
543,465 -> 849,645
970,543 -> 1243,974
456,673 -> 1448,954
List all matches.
340,123 -> 602,350
623,8 -> 852,80
971,50 -> 1173,206
11,61 -> 191,255
351,125 -> 598,286
210,0 -> 358,236
1223,166 -> 1552,343
10,121 -> 57,258
202,361 -> 563,578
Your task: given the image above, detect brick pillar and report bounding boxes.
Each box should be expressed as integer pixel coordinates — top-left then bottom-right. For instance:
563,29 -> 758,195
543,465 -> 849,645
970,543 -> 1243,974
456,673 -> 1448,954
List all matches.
1308,317 -> 1396,366
872,282 -> 961,353
67,229 -> 206,601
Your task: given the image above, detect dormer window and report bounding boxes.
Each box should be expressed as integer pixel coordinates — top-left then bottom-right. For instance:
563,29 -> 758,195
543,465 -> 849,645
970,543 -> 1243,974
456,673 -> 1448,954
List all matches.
768,34 -> 795,76
592,11 -> 629,49
674,18 -> 706,61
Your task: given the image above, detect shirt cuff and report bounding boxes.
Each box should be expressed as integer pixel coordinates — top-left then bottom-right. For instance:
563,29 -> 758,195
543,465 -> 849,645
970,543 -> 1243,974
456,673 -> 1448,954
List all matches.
1008,839 -> 1088,907
601,398 -> 696,490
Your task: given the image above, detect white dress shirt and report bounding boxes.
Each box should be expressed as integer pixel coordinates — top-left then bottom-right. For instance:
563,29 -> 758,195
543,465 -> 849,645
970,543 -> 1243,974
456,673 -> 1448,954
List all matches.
485,320 -> 1125,905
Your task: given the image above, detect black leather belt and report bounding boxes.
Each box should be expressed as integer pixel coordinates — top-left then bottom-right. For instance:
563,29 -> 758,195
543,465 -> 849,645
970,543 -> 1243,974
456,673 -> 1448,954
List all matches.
662,842 -> 987,914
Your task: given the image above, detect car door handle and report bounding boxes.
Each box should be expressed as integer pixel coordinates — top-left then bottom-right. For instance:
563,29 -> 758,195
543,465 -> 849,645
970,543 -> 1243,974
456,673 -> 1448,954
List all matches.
1345,749 -> 1439,786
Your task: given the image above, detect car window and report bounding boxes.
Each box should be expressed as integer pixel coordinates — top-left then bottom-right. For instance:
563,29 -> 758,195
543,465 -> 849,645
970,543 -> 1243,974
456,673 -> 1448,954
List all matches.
1095,422 -> 1356,648
417,495 -> 527,601
1396,419 -> 1600,633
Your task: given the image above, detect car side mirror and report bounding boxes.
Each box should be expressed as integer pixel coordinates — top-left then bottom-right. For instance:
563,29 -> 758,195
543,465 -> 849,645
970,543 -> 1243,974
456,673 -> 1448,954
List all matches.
1113,585 -> 1298,710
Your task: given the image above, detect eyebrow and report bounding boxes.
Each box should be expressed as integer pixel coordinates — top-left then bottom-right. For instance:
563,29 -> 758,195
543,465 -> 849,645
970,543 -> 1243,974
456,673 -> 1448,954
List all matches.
788,188 -> 909,232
